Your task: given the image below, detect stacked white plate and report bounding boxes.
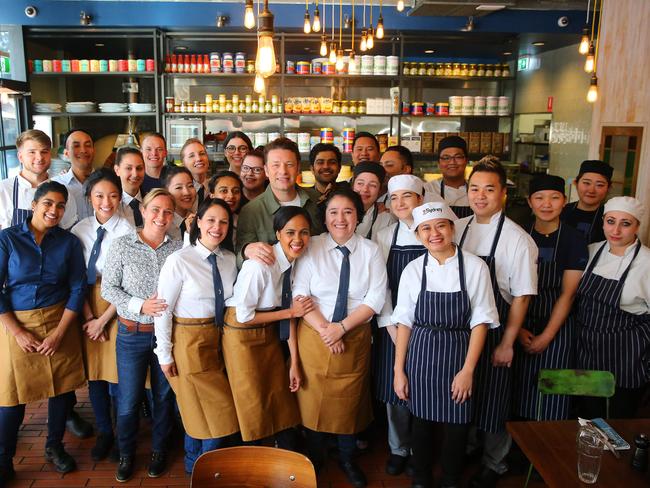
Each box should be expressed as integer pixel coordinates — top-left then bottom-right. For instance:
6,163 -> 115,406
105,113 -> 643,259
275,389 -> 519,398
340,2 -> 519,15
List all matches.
99,102 -> 128,113
65,102 -> 96,113
128,103 -> 155,113
33,103 -> 62,113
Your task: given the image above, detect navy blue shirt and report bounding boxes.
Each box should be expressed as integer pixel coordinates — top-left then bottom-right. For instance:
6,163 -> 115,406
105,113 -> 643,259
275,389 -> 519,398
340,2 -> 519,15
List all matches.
560,202 -> 605,244
530,223 -> 589,272
141,173 -> 162,196
0,220 -> 86,314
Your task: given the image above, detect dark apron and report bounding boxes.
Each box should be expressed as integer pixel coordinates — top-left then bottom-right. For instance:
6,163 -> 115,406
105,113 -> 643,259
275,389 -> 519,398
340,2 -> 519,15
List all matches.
459,213 -> 511,433
514,225 -> 573,420
406,249 -> 473,423
364,203 -> 379,240
562,201 -> 604,244
373,223 -> 426,405
440,180 -> 472,219
576,242 -> 650,388
11,176 -> 33,226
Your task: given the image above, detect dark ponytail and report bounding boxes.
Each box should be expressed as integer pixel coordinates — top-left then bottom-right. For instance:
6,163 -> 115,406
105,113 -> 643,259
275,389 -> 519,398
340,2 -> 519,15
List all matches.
189,197 -> 234,252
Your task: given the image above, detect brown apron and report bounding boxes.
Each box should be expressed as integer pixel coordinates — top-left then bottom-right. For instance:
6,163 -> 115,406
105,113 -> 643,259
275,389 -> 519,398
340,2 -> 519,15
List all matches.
167,316 -> 239,440
222,307 -> 300,442
295,318 -> 373,435
0,302 -> 86,407
83,280 -> 118,383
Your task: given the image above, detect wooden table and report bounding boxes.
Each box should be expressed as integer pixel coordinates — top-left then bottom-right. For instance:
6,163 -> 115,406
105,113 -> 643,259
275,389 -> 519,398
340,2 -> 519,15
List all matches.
507,419 -> 650,487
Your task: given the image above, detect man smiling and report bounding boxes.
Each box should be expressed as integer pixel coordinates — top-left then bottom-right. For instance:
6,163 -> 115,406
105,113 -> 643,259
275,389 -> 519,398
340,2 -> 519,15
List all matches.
140,132 -> 168,195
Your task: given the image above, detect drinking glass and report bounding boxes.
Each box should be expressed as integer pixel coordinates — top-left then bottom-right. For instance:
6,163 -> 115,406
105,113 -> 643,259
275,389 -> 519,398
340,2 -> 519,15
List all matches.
577,425 -> 604,484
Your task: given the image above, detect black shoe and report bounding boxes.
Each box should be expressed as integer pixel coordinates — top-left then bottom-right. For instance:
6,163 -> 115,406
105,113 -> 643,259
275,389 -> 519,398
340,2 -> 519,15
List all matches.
405,456 -> 416,477
116,456 -> 134,483
338,461 -> 367,488
45,445 -> 77,473
469,466 -> 500,488
65,410 -> 93,439
0,464 -> 16,487
148,451 -> 167,478
91,433 -> 114,461
411,481 -> 432,488
108,444 -> 120,463
385,454 -> 408,476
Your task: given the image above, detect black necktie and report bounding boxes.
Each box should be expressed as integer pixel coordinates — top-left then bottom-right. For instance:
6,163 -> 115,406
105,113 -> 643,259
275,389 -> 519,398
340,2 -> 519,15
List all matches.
179,219 -> 187,238
87,226 -> 106,285
197,185 -> 205,204
129,199 -> 143,227
332,246 -> 351,322
207,254 -> 225,325
278,266 -> 292,341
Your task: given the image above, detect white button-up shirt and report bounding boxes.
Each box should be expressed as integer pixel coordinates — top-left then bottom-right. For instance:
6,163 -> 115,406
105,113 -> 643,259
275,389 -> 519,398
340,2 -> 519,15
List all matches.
454,211 -> 538,304
424,179 -> 469,207
293,232 -> 388,320
52,169 -> 94,221
71,213 -> 134,276
586,239 -> 650,315
154,242 -> 237,365
0,173 -> 78,230
391,247 -> 500,329
355,204 -> 396,240
226,242 -> 292,323
118,191 -> 143,228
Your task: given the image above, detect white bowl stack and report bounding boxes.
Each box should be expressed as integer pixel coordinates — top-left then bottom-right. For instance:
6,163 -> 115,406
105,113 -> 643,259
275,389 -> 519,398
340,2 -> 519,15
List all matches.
65,102 -> 96,113
33,103 -> 62,113
99,102 -> 128,113
128,103 -> 155,113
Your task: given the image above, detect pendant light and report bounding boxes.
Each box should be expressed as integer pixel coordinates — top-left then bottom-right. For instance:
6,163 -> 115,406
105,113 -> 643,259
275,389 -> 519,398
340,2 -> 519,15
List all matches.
329,0 -> 337,62
578,27 -> 590,54
255,0 -> 276,78
312,1 -> 321,32
304,0 -> 312,34
584,43 -> 595,73
348,0 -> 357,73
397,0 -> 405,12
375,0 -> 384,39
586,74 -> 598,103
335,0 -> 344,71
244,0 -> 255,29
367,26 -> 374,49
319,0 -> 328,55
254,72 -> 265,93
360,30 -> 367,51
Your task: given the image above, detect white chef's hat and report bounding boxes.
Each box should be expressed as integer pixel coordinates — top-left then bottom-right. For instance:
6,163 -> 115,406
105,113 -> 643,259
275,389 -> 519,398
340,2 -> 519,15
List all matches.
604,196 -> 645,223
412,202 -> 458,231
387,174 -> 424,196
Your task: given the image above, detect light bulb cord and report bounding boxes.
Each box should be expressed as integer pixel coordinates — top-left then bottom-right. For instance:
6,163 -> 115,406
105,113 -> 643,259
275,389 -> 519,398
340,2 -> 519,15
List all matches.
351,0 -> 355,48
593,0 -> 602,73
339,0 -> 343,48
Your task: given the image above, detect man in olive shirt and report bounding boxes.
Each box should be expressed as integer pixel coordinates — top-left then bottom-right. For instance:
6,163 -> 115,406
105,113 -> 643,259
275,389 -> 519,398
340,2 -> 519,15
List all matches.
236,137 -> 323,267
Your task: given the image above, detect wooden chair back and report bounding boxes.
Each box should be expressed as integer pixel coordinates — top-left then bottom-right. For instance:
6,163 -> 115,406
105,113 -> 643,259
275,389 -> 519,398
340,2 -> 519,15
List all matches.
190,446 -> 317,488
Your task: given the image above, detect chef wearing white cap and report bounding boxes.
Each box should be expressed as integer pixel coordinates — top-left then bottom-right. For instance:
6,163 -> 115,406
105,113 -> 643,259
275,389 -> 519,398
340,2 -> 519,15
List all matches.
372,174 -> 426,476
575,196 -> 650,419
393,201 -> 498,488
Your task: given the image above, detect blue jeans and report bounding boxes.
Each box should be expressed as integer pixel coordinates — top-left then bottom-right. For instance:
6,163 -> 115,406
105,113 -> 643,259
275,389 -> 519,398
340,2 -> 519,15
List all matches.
305,429 -> 356,464
88,380 -> 115,436
0,392 -> 74,468
116,322 -> 174,457
184,434 -> 231,474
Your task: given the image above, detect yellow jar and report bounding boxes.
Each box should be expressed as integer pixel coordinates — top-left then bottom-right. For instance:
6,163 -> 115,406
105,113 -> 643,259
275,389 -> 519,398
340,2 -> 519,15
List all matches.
452,63 -> 461,76
332,100 -> 341,114
444,63 -> 453,76
358,100 -> 366,114
341,100 -> 349,114
469,64 -> 477,77
435,63 -> 444,76
477,64 -> 486,76
349,100 -> 358,114
460,63 -> 469,76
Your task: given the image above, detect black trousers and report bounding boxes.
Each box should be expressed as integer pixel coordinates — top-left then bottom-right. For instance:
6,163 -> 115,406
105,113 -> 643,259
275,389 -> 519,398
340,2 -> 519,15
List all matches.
578,386 -> 646,419
411,416 -> 469,486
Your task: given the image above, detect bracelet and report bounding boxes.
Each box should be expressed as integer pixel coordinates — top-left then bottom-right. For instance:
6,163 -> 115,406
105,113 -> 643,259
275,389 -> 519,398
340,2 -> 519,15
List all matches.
338,321 -> 347,333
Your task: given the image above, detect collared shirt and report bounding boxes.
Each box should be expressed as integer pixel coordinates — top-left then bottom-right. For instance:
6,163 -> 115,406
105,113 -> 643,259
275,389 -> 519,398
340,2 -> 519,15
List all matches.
236,185 -> 324,266
101,230 -> 181,323
293,233 -> 388,320
51,169 -> 93,221
423,179 -> 469,207
226,241 -> 293,323
454,211 -> 538,304
0,173 -> 78,230
192,179 -> 210,211
355,205 -> 395,240
167,212 -> 185,242
141,173 -> 162,196
70,213 -> 134,276
153,241 -> 237,365
391,247 -> 500,329
118,191 -> 143,228
0,220 -> 86,314
586,239 -> 650,315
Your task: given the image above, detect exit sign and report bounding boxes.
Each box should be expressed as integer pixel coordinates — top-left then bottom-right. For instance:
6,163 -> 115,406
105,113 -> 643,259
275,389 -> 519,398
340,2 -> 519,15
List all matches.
518,55 -> 541,72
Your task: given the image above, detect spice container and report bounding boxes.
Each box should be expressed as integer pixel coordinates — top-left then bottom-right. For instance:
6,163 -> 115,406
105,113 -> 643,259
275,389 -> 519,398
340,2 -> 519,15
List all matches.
235,52 -> 246,73
222,53 -> 234,73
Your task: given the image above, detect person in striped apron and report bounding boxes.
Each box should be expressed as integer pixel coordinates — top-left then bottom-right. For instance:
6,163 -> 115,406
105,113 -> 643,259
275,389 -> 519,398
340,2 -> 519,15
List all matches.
181,138 -> 211,207
393,201 -> 498,488
223,206 -> 314,450
455,158 -> 538,488
154,198 -> 240,474
513,174 -> 588,420
423,136 -> 472,219
353,162 -> 395,240
372,174 -> 425,476
0,181 -> 87,481
292,187 -> 388,488
71,169 -> 134,461
114,147 -> 145,229
161,165 -> 197,242
560,160 -> 613,244
575,196 -> 650,419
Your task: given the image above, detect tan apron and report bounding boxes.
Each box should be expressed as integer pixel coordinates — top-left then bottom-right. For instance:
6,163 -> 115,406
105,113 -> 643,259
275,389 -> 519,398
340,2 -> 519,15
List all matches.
295,318 -> 373,435
167,316 -> 240,440
83,280 -> 118,383
0,302 -> 86,407
222,307 -> 300,442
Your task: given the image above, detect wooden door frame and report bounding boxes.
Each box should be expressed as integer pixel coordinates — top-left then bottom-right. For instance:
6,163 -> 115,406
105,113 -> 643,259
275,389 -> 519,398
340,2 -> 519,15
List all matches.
599,126 -> 644,197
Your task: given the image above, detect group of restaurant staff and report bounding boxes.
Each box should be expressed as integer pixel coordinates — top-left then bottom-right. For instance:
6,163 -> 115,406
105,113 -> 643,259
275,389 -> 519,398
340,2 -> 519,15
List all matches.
0,127 -> 648,488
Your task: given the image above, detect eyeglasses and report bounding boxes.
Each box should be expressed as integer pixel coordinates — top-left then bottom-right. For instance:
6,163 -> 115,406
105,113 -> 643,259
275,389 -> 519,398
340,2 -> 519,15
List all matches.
241,164 -> 264,175
225,145 -> 249,154
439,154 -> 466,163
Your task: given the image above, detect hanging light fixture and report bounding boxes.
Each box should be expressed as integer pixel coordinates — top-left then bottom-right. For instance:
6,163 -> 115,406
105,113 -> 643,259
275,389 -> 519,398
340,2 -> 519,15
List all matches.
367,26 -> 374,49
586,74 -> 598,103
586,0 -> 602,103
254,72 -> 265,93
335,0 -> 344,70
329,0 -> 337,62
584,42 -> 595,73
348,0 -> 357,72
312,1 -> 321,32
244,0 -> 255,29
578,27 -> 590,54
376,0 -> 384,39
255,0 -> 276,78
397,0 -> 405,12
360,30 -> 367,51
304,0 -> 312,34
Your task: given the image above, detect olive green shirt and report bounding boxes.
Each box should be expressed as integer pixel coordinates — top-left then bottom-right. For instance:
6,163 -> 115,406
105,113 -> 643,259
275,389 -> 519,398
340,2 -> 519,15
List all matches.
236,185 -> 323,267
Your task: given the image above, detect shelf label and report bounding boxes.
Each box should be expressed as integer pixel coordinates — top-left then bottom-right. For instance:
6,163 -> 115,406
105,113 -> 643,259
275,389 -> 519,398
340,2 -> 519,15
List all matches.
122,82 -> 139,93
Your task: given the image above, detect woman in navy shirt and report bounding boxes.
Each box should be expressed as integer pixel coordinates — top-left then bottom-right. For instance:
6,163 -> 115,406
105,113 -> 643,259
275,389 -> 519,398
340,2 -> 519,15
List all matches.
0,181 -> 86,481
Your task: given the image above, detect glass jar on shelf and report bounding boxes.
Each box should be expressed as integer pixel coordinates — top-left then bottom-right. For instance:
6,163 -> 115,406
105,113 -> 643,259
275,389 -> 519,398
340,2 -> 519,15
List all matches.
426,63 -> 436,76
469,64 -> 477,76
452,63 -> 461,76
358,100 -> 366,114
477,64 -> 486,77
485,64 -> 494,77
502,63 -> 511,77
409,63 -> 418,76
418,62 -> 427,76
493,64 -> 502,77
460,63 -> 469,76
435,63 -> 444,76
444,63 -> 453,76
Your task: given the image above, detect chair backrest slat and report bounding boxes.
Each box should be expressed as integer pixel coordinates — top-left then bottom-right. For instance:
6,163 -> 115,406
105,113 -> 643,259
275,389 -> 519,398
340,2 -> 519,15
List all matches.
537,369 -> 615,398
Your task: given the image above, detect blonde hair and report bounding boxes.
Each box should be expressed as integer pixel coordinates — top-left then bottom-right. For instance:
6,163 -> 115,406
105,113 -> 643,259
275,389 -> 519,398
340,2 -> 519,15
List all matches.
16,129 -> 51,150
142,188 -> 176,210
179,137 -> 205,161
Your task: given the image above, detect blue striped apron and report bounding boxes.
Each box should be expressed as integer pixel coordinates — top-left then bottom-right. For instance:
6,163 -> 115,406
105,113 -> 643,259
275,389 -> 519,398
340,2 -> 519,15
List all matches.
459,213 -> 511,433
11,176 -> 33,226
364,203 -> 379,240
513,225 -> 573,420
373,223 -> 426,405
440,180 -> 472,219
576,241 -> 650,388
406,248 -> 472,423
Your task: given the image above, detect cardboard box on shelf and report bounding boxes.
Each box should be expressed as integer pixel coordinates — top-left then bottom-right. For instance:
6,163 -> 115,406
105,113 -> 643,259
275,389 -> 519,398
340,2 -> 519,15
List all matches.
492,133 -> 504,155
434,132 -> 447,154
458,132 -> 469,145
421,132 -> 434,153
480,132 -> 493,154
468,132 -> 481,154
401,136 -> 421,153
387,135 -> 399,149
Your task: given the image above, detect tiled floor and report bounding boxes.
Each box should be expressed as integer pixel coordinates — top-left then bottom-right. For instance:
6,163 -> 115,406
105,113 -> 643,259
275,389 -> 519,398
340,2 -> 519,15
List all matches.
7,388 -> 544,488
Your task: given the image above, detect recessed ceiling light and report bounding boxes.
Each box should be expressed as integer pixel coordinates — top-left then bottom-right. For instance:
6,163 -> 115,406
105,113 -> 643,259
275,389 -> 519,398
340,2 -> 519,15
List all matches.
532,41 -> 545,46
424,49 -> 435,54
95,43 -> 104,47
502,51 -> 512,55
476,4 -> 506,11
176,46 -> 188,51
345,48 -> 352,52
